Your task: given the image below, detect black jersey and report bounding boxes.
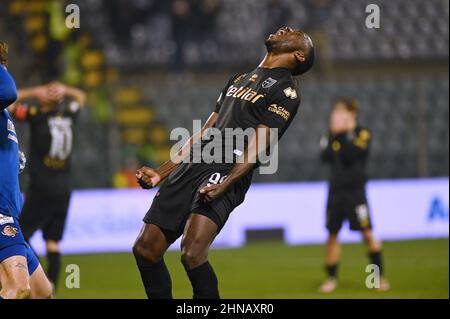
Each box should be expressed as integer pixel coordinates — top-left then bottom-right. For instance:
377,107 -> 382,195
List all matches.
15,98 -> 80,194
320,126 -> 372,191
199,67 -> 301,164
145,67 -> 302,239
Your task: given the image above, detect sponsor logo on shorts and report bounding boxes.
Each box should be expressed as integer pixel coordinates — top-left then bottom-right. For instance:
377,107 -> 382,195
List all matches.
0,214 -> 14,226
1,225 -> 19,238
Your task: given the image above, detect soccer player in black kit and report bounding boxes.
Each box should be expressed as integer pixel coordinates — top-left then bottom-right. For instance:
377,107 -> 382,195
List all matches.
319,98 -> 390,293
133,27 -> 314,299
8,81 -> 86,291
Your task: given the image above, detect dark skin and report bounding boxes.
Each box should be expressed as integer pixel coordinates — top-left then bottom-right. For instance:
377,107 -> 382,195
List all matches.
133,27 -> 312,273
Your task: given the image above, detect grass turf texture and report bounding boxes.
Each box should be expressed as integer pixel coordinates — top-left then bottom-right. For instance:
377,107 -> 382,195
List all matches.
51,239 -> 448,299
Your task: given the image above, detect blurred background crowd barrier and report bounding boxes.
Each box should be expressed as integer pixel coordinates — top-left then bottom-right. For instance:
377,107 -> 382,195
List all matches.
29,178 -> 449,254
0,0 -> 448,190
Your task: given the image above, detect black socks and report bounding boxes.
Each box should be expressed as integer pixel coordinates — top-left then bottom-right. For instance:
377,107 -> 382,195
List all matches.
326,264 -> 338,279
185,261 -> 220,299
47,251 -> 61,289
136,257 -> 219,299
137,259 -> 173,299
324,251 -> 384,280
369,251 -> 384,276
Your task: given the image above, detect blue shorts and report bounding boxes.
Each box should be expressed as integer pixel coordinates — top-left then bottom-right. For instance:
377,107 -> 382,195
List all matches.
0,213 -> 40,276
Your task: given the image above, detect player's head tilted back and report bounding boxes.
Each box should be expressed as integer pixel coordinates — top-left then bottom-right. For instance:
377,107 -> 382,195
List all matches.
0,41 -> 8,67
265,27 -> 314,76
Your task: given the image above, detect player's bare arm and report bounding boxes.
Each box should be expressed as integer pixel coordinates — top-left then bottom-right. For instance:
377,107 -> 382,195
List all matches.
9,82 -> 87,114
9,86 -> 53,114
200,124 -> 273,202
0,70 -> 17,111
47,81 -> 87,107
137,112 -> 219,188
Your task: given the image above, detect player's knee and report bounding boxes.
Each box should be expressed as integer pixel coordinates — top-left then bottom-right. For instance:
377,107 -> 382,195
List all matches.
40,285 -> 54,299
46,240 -> 60,253
362,229 -> 376,243
132,239 -> 161,265
180,243 -> 207,269
40,289 -> 53,299
328,232 -> 339,243
36,279 -> 54,299
365,236 -> 381,251
181,250 -> 204,269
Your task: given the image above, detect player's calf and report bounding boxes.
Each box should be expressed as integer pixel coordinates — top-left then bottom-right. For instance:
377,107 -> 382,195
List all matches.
180,241 -> 209,270
30,265 -> 54,299
362,229 -> 381,252
132,224 -> 173,299
362,228 -> 390,291
132,225 -> 168,265
0,256 -> 32,299
181,214 -> 220,299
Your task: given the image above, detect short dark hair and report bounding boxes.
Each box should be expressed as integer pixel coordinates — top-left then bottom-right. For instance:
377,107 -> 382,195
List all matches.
0,42 -> 8,67
334,97 -> 360,114
293,34 -> 314,76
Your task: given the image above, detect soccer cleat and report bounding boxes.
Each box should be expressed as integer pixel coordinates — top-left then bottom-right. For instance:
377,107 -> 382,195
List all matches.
319,278 -> 338,293
376,278 -> 391,292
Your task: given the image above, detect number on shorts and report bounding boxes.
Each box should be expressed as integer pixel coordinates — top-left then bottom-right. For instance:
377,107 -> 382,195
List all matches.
206,172 -> 227,187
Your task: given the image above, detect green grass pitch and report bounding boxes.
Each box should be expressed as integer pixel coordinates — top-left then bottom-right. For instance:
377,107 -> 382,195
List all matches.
51,238 -> 448,299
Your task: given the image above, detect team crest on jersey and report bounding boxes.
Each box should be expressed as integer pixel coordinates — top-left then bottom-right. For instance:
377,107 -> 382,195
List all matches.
1,225 -> 19,238
262,77 -> 277,89
0,214 -> 14,226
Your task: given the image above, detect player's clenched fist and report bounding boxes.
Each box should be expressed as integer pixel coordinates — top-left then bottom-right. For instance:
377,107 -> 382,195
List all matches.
199,183 -> 227,202
136,166 -> 161,189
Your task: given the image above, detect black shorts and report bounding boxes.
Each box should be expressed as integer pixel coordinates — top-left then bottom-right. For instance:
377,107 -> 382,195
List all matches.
20,189 -> 72,242
144,163 -> 252,244
326,188 -> 372,233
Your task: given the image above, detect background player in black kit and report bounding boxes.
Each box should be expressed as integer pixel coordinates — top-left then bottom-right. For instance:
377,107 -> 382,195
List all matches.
8,82 -> 86,291
319,98 -> 390,293
133,27 -> 314,299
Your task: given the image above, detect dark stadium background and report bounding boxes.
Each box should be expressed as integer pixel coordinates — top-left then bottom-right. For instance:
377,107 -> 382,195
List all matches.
0,0 -> 448,299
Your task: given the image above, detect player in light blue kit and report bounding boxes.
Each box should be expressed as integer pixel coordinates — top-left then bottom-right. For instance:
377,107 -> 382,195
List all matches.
0,41 -> 53,299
